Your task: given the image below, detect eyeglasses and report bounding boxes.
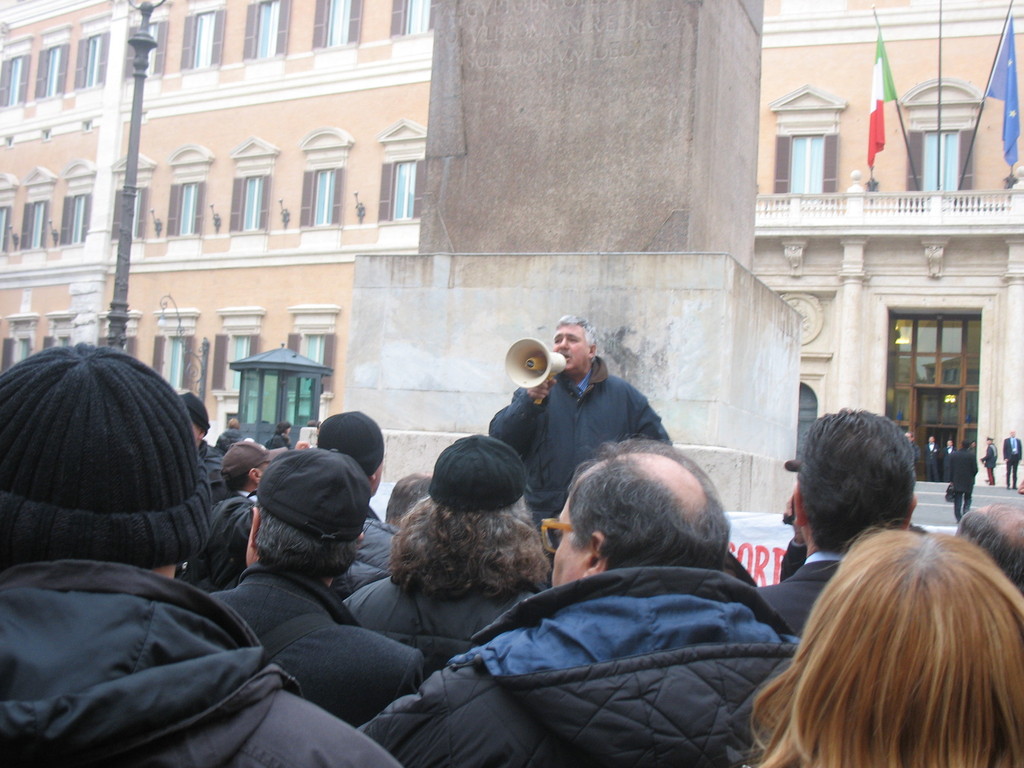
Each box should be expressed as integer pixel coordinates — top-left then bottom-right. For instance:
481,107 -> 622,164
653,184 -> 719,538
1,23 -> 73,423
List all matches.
540,518 -> 572,553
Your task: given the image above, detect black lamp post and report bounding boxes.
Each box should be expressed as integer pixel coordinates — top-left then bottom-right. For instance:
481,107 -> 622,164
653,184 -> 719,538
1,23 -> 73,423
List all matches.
107,0 -> 165,350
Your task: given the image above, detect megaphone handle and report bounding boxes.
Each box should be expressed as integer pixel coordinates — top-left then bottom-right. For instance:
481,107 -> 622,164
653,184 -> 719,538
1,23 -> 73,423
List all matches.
532,376 -> 555,405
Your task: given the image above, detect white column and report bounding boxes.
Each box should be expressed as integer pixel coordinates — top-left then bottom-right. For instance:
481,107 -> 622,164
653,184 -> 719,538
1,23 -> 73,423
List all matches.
1003,239 -> 1024,433
835,238 -> 867,408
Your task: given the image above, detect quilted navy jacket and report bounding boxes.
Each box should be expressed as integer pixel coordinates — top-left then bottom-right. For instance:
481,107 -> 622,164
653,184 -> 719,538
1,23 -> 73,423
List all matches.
363,566 -> 796,768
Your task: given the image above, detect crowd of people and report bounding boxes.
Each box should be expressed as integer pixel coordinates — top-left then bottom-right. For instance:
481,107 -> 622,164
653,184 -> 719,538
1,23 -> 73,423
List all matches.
2,315 -> 1024,767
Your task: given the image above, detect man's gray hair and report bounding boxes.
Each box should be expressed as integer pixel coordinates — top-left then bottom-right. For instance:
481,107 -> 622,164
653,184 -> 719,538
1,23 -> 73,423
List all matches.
254,508 -> 360,578
557,315 -> 597,346
958,504 -> 1024,594
566,439 -> 729,570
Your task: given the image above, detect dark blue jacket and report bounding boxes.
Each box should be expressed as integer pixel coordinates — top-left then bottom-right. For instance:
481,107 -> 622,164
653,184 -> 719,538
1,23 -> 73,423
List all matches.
489,357 -> 669,519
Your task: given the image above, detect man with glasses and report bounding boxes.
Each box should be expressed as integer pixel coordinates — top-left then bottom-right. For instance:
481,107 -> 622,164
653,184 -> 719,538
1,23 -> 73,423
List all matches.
364,439 -> 795,768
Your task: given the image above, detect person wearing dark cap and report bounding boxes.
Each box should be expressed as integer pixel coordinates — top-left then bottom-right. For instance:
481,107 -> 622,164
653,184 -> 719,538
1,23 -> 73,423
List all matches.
213,449 -> 424,726
346,435 -> 549,675
181,390 -> 230,504
317,411 -> 396,597
0,345 -> 401,768
364,438 -> 795,767
180,441 -> 286,592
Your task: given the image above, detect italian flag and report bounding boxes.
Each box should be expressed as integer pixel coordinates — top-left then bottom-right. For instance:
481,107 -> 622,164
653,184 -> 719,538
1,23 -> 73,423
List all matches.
868,32 -> 898,168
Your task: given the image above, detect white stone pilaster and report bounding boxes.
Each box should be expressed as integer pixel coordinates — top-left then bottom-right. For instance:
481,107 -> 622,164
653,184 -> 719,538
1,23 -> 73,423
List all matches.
836,238 -> 867,408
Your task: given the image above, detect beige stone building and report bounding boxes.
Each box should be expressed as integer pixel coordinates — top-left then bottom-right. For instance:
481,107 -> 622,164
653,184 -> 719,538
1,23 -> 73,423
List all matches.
0,0 -> 1021,484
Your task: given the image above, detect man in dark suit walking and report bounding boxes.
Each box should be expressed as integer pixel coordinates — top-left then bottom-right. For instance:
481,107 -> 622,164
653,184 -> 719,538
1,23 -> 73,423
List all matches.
759,410 -> 917,634
1004,431 -> 1022,489
949,441 -> 978,522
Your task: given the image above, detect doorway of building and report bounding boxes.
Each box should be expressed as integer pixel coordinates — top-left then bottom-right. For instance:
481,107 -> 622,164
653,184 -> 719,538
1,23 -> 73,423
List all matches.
887,314 -> 980,478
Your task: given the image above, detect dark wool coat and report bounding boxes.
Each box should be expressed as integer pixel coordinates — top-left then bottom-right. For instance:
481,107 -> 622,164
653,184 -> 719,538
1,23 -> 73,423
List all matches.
214,564 -> 423,726
331,516 -> 397,599
489,357 -> 670,520
363,567 -> 796,768
0,559 -> 400,768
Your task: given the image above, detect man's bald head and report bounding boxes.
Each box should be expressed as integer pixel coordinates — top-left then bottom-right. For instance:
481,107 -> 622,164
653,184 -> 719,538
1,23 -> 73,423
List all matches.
958,504 -> 1024,593
564,439 -> 729,571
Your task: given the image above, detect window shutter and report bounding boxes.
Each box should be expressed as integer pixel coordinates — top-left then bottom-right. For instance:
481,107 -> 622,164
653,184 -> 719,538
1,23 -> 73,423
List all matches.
332,168 -> 344,224
300,170 -> 315,227
313,0 -> 328,49
907,131 -> 923,191
211,10 -> 226,66
35,50 -> 49,98
57,44 -> 69,93
136,188 -> 148,239
60,197 -> 72,245
958,131 -> 974,190
322,334 -> 336,391
0,207 -> 8,251
244,4 -> 258,60
124,30 -> 136,81
212,334 -> 228,390
43,336 -> 55,349
413,159 -> 426,218
96,34 -> 109,85
277,0 -> 292,55
773,136 -> 791,193
74,39 -> 87,89
287,333 -> 301,352
349,0 -> 363,43
391,0 -> 406,36
194,182 -> 206,233
82,195 -> 92,242
126,336 -> 138,358
260,176 -> 271,230
181,14 -> 196,71
20,203 -> 30,248
822,134 -> 839,193
167,184 -> 181,236
153,22 -> 167,75
152,335 -> 165,374
0,60 -> 10,105
230,177 -> 245,232
1,339 -> 14,372
249,334 -> 261,355
378,163 -> 394,221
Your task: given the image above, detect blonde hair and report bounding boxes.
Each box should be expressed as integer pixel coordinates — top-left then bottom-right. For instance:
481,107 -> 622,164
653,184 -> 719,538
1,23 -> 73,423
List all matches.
753,530 -> 1024,768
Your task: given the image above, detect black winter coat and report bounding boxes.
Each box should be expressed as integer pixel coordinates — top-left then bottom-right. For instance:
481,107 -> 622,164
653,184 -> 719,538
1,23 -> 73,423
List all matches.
332,516 -> 396,599
363,567 -> 796,768
0,559 -> 400,768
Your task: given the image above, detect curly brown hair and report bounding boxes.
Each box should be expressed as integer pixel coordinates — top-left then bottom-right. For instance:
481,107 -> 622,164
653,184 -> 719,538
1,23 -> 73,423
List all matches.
389,498 -> 550,599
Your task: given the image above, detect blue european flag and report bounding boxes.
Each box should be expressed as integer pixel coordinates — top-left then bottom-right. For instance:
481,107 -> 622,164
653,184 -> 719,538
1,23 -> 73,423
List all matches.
987,17 -> 1020,166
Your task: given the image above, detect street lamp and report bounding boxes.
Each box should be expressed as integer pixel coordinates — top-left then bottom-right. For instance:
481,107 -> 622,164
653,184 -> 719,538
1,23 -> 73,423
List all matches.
107,0 -> 166,350
158,294 -> 210,401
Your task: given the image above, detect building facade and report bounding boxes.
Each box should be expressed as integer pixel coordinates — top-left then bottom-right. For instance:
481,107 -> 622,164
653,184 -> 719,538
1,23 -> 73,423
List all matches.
0,0 -> 1021,481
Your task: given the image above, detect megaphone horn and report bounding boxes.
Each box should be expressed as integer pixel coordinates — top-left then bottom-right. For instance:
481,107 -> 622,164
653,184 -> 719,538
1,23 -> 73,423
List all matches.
505,338 -> 567,392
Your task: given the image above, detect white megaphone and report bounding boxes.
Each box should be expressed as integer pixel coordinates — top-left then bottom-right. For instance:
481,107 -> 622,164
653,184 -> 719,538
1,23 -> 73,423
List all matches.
505,338 -> 567,395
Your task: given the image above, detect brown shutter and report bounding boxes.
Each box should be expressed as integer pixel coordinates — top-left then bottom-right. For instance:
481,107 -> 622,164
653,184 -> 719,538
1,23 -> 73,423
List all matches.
413,160 -> 426,218
907,131 -> 923,191
211,10 -> 226,66
136,188 -> 148,239
96,34 -> 109,85
152,335 -> 165,373
378,163 -> 393,221
332,168 -> 344,224
42,336 -> 55,349
822,134 -> 839,193
277,0 -> 291,55
126,336 -> 138,358
74,39 -> 87,89
1,339 -> 14,371
249,334 -> 261,355
0,207 -> 9,252
212,334 -> 228,390
181,14 -> 196,70
391,0 -> 405,36
20,203 -> 30,248
124,29 -> 136,81
244,4 -> 258,59
313,0 -> 328,49
0,60 -> 10,105
300,170 -> 315,227
35,49 -> 49,98
167,184 -> 181,236
773,136 -> 791,193
958,131 -> 974,191
322,334 -> 336,391
230,178 -> 245,232
152,21 -> 167,75
194,182 -> 206,234
60,197 -> 72,245
259,176 -> 271,230
56,44 -> 68,93
349,0 -> 363,43
287,333 -> 301,352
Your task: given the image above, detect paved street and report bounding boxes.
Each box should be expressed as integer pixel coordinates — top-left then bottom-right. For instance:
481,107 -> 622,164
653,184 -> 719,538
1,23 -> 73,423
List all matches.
912,479 -> 1024,529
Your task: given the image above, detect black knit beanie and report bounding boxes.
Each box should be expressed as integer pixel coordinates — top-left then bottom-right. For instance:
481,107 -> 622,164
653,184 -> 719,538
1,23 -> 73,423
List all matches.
429,435 -> 526,512
0,344 -> 211,570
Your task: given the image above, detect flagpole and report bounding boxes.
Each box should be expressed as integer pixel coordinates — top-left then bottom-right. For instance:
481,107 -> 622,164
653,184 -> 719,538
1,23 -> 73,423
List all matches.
937,0 -> 943,190
959,1 -> 1014,189
874,8 -> 920,190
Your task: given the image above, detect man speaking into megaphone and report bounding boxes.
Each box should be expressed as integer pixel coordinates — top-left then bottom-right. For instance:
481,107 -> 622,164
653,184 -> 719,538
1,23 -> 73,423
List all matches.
490,315 -> 670,526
